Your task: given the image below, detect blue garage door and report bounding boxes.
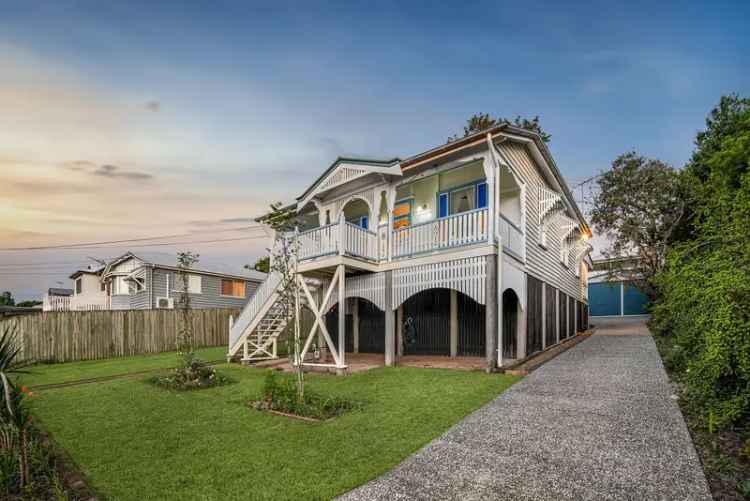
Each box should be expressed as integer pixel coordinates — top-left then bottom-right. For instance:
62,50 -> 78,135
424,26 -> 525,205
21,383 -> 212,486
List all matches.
623,283 -> 649,315
588,282 -> 621,316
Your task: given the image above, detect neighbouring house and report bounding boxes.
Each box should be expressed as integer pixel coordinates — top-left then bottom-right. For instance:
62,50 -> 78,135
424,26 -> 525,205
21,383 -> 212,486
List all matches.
588,256 -> 649,318
100,251 -> 266,310
228,124 -> 593,370
69,267 -> 108,311
42,287 -> 74,312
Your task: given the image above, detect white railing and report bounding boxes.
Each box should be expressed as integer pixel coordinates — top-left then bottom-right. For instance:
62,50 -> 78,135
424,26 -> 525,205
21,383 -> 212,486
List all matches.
392,208 -> 489,259
297,223 -> 339,260
42,295 -> 70,311
343,222 -> 378,261
228,271 -> 281,351
70,296 -> 108,311
498,214 -> 525,260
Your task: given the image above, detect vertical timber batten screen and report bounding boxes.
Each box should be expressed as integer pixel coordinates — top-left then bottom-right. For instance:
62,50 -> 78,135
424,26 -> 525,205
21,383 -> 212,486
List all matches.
558,292 -> 567,340
457,292 -> 486,356
526,275 -> 543,355
545,285 -> 557,347
2,309 -> 238,363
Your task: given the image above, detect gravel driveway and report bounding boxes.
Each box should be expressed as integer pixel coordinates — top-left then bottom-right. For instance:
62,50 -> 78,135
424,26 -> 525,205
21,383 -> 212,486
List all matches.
339,318 -> 711,500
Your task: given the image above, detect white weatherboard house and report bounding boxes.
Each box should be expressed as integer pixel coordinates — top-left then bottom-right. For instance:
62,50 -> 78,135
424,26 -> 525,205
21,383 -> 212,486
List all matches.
228,125 -> 593,371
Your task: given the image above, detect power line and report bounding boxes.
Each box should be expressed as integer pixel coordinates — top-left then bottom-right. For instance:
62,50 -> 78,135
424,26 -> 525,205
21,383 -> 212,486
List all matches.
0,224 -> 265,251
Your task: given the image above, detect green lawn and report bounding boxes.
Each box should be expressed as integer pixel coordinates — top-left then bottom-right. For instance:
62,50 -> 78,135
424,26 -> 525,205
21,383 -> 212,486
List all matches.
30,364 -> 519,500
20,346 -> 227,387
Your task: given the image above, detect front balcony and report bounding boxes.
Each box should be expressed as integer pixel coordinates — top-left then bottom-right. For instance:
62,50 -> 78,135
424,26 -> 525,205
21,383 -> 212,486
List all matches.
292,159 -> 526,269
294,207 -> 524,267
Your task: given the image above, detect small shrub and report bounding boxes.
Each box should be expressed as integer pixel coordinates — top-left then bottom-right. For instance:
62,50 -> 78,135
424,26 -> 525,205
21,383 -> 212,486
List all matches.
148,354 -> 232,391
250,370 -> 357,420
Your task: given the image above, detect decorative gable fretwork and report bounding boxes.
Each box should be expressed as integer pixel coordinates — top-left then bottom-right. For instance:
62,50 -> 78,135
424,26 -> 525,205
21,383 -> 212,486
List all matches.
558,215 -> 581,265
317,165 -> 369,192
559,215 -> 580,243
538,185 -> 565,224
392,256 -> 486,309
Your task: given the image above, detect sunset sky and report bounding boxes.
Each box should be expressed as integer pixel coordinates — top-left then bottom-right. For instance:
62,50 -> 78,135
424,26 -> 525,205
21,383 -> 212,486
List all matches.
1,1 -> 748,300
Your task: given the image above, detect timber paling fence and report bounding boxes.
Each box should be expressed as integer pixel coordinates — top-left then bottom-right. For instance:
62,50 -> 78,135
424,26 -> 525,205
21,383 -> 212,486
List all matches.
0,308 -> 239,363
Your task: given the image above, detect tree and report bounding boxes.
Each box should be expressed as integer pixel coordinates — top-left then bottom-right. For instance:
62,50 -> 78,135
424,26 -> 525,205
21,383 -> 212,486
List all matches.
651,95 -> 750,429
175,251 -> 199,356
687,94 -> 750,186
0,292 -> 14,307
249,256 -> 269,273
15,301 -> 41,308
264,202 -> 305,400
590,152 -> 685,301
449,113 -> 551,143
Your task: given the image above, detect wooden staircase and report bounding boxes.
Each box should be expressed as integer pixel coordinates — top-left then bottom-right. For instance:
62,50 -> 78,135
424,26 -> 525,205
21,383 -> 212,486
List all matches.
227,272 -> 319,364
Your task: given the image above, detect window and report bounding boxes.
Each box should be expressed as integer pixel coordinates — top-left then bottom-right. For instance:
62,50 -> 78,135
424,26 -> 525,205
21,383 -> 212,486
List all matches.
221,279 -> 246,298
438,192 -> 448,218
75,278 -> 82,295
174,274 -> 202,294
393,199 -> 412,229
113,276 -> 129,295
438,180 -> 487,218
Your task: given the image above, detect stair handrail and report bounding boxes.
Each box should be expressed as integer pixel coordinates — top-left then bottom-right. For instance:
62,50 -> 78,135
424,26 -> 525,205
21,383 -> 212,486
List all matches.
228,271 -> 282,352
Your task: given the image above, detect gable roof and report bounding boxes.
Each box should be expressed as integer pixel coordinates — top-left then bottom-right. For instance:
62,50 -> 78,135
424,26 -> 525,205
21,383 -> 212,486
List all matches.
296,157 -> 401,210
69,268 -> 103,280
401,124 -> 590,233
104,251 -> 266,282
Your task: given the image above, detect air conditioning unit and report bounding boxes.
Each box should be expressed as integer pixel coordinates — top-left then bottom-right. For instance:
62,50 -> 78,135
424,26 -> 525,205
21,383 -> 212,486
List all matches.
156,297 -> 174,309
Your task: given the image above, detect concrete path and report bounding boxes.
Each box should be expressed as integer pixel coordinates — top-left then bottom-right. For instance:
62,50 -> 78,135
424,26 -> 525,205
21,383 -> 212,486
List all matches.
340,318 -> 711,500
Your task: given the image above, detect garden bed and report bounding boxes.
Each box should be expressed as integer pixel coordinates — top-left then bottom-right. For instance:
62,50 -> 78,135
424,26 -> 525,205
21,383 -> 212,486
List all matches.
249,370 -> 359,420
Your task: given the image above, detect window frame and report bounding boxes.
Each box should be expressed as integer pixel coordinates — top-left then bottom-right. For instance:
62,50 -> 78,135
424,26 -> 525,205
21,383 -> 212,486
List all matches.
437,179 -> 488,219
392,198 -> 413,230
172,273 -> 202,294
221,279 -> 246,298
75,277 -> 82,295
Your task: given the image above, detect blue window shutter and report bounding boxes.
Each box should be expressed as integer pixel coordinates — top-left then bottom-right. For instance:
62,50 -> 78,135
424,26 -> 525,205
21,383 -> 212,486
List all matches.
438,193 -> 448,218
360,216 -> 368,230
477,182 -> 488,208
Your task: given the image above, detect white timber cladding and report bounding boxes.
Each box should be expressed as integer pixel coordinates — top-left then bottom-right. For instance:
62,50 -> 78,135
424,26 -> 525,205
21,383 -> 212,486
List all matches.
392,256 -> 486,309
498,141 -> 587,302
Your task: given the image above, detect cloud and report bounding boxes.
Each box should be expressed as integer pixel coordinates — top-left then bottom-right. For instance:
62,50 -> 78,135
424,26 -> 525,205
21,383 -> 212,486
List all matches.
145,100 -> 160,112
93,164 -> 153,180
220,217 -> 256,224
59,161 -> 153,181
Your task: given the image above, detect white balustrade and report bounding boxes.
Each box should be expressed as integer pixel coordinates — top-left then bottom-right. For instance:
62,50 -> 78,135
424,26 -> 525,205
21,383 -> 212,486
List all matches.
498,214 -> 525,260
297,224 -> 339,260
391,208 -> 489,259
343,223 -> 378,261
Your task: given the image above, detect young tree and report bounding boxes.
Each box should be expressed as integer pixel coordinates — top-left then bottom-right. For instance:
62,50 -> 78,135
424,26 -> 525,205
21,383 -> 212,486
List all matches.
449,113 -> 551,143
176,251 -> 199,358
264,202 -> 305,400
590,152 -> 685,301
